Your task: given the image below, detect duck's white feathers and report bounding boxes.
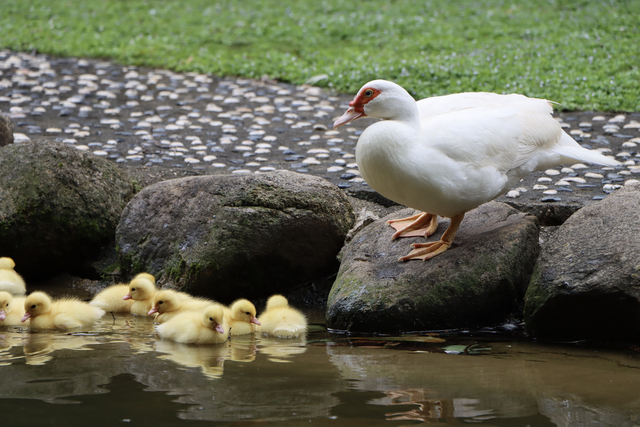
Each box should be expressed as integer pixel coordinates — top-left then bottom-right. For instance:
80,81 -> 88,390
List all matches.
354,81 -> 619,218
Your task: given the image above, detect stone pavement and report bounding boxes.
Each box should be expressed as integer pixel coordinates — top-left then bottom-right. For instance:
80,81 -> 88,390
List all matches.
1,50 -> 639,212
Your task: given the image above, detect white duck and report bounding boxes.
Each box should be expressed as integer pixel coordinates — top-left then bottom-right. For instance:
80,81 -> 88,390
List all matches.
334,80 -> 620,261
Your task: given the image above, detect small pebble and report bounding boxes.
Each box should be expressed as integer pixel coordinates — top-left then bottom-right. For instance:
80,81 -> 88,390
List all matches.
584,172 -> 604,179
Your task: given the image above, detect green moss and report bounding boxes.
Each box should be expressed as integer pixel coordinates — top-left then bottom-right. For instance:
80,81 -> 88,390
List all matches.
523,259 -> 551,326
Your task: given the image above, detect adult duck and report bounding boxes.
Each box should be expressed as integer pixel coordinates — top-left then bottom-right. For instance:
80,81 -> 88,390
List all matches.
334,80 -> 619,261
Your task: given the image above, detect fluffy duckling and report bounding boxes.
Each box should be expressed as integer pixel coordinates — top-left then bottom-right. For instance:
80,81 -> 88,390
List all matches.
89,284 -> 133,313
257,295 -> 307,338
122,273 -> 157,316
0,257 -> 26,295
156,304 -> 229,345
148,289 -> 216,324
0,291 -> 28,326
22,291 -> 105,330
225,299 -> 261,337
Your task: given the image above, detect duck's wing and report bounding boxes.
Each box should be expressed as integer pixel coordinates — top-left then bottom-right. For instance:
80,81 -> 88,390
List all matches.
420,97 -> 565,174
417,92 -> 547,118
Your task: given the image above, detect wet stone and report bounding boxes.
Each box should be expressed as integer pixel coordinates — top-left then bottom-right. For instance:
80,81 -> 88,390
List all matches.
340,173 -> 357,180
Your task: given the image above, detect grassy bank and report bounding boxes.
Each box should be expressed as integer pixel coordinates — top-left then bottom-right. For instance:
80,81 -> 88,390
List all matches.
1,0 -> 638,111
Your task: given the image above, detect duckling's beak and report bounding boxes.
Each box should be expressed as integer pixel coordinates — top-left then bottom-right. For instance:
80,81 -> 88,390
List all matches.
21,312 -> 31,323
250,317 -> 261,326
148,307 -> 159,315
122,294 -> 132,300
0,310 -> 5,321
215,324 -> 225,334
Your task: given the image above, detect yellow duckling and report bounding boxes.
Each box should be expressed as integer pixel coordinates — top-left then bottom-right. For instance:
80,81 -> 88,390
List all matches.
89,284 -> 133,313
0,291 -> 28,326
156,304 -> 229,345
0,257 -> 26,295
257,295 -> 307,338
148,289 -> 216,323
225,299 -> 260,337
21,291 -> 105,330
122,273 -> 157,316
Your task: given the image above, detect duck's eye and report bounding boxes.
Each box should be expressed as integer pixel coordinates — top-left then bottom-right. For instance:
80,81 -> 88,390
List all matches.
131,288 -> 136,292
245,311 -> 251,315
364,89 -> 373,97
31,304 -> 36,309
158,301 -> 163,305
209,317 -> 213,321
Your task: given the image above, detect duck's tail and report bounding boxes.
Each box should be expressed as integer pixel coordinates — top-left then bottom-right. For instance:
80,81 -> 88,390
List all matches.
552,132 -> 621,167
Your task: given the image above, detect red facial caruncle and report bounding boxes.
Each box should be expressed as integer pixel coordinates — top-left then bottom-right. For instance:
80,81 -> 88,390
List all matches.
333,86 -> 381,129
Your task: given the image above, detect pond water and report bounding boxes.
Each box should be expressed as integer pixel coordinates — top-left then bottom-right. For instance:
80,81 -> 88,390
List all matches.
2,308 -> 640,427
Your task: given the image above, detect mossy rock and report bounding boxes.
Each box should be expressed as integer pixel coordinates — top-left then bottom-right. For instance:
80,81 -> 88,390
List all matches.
0,140 -> 137,278
326,202 -> 540,333
524,185 -> 640,342
0,114 -> 13,147
116,171 -> 354,302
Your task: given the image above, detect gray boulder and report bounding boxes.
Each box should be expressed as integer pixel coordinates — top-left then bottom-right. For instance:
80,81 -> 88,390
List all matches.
524,184 -> 640,342
0,114 -> 13,147
326,202 -> 540,333
116,171 -> 354,302
0,141 -> 137,278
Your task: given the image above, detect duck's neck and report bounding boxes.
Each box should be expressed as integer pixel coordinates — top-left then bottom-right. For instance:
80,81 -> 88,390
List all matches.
368,91 -> 421,128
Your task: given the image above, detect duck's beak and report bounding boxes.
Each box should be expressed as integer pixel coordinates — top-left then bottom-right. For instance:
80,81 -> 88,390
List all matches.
333,107 -> 365,129
21,312 -> 31,323
0,310 -> 5,321
250,317 -> 261,326
147,307 -> 158,315
215,324 -> 225,334
122,294 -> 132,300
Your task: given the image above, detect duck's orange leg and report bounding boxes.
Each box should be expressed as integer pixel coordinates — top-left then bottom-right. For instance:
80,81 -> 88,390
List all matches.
387,212 -> 439,240
399,213 -> 465,262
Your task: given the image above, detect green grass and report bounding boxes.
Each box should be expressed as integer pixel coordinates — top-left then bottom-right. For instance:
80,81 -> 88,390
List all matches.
1,0 -> 639,111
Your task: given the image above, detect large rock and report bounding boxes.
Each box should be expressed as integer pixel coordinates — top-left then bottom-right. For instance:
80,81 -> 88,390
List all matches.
0,114 -> 14,147
524,185 -> 640,342
0,141 -> 137,278
116,171 -> 354,302
326,202 -> 540,333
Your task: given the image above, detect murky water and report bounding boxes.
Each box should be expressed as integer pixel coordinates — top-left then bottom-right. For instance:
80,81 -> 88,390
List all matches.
1,311 -> 640,426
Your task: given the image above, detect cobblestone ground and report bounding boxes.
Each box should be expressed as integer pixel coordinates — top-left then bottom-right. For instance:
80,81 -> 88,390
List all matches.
1,50 -> 639,206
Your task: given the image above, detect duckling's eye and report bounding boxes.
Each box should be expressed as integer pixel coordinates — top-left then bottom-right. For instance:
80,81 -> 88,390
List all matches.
245,311 -> 250,315
209,317 -> 213,321
31,304 -> 36,309
131,288 -> 136,292
158,301 -> 164,305
364,89 -> 373,97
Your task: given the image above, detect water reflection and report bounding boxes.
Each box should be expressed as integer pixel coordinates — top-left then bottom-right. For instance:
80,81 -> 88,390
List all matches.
0,314 -> 639,426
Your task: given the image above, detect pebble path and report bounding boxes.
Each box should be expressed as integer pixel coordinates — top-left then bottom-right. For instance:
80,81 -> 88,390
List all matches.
1,50 -> 639,205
